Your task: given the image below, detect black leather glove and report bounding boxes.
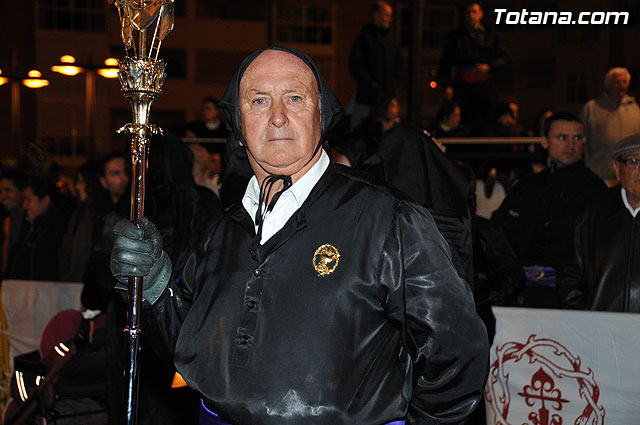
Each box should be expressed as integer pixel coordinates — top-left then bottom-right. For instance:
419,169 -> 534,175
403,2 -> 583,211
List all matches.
110,217 -> 172,304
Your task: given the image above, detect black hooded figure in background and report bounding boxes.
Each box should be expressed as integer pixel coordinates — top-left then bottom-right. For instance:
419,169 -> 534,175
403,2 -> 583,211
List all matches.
111,46 -> 488,425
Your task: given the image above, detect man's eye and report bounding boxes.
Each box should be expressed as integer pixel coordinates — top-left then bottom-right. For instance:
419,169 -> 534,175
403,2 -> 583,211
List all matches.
289,95 -> 302,102
557,135 -> 567,141
253,98 -> 266,105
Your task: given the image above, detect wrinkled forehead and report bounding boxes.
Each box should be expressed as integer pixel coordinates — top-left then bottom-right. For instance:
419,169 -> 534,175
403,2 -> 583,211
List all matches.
239,50 -> 318,94
622,149 -> 640,159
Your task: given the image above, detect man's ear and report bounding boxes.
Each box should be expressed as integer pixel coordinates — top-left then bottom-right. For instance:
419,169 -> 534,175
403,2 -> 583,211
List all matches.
613,160 -> 621,181
99,176 -> 107,189
540,136 -> 549,150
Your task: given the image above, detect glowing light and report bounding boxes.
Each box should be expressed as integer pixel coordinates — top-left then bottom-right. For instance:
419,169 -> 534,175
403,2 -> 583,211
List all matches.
15,371 -> 28,402
104,58 -> 119,66
59,342 -> 70,352
429,81 -> 437,89
36,375 -> 45,386
0,77 -> 7,86
23,69 -> 49,88
98,68 -> 119,79
23,78 -> 50,88
53,54 -> 84,76
54,345 -> 66,357
51,65 -> 83,76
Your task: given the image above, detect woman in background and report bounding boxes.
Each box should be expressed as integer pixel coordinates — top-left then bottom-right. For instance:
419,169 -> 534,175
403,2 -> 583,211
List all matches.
6,176 -> 66,281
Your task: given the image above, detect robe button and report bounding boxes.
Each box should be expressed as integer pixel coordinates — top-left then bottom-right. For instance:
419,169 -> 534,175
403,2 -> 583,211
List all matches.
239,336 -> 249,345
253,269 -> 261,277
247,300 -> 256,309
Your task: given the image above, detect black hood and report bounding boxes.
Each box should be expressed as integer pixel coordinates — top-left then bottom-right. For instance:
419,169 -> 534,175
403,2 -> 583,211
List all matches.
217,46 -> 344,208
218,45 -> 344,146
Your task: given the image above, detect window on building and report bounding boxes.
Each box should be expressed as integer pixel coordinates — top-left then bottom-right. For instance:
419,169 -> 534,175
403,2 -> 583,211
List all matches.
273,3 -> 334,45
38,0 -> 106,32
310,55 -> 334,85
399,4 -> 457,49
622,1 -> 640,25
196,0 -> 267,21
525,57 -> 556,88
159,48 -> 187,79
195,51 -> 253,84
174,1 -> 186,17
567,72 -> 588,104
109,46 -> 186,79
579,26 -> 599,42
558,27 -> 600,45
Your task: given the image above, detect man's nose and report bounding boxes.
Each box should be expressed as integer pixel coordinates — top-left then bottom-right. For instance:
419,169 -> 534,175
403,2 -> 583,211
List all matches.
269,99 -> 288,128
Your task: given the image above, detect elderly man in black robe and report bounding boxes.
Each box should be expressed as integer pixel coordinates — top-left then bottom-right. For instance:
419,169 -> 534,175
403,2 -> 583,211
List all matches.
110,46 -> 488,425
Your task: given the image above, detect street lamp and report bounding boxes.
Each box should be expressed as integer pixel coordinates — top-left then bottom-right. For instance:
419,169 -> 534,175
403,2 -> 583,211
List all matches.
50,54 -> 119,158
22,70 -> 50,89
0,68 -> 50,155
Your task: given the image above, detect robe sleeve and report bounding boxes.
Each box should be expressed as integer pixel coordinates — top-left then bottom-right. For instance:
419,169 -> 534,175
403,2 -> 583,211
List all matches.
379,200 -> 489,424
142,222 -> 218,364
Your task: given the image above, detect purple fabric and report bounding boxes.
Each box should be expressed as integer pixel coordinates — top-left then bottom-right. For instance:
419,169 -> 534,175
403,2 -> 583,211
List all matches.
199,399 -> 405,425
199,399 -> 230,425
523,265 -> 556,287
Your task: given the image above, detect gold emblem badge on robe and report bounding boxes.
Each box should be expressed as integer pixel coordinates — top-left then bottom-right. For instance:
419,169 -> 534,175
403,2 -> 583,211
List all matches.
313,244 -> 340,276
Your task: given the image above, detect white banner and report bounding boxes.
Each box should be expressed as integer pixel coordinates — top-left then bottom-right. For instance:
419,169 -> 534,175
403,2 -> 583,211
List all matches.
485,307 -> 640,425
1,279 -> 82,365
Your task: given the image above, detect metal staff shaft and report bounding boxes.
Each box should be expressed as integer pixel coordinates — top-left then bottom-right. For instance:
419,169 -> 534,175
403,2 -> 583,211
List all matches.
112,1 -> 174,422
124,133 -> 149,425
118,78 -> 163,425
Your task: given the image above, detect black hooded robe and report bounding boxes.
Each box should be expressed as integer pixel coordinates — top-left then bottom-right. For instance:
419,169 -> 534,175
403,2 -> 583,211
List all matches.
141,46 -> 488,425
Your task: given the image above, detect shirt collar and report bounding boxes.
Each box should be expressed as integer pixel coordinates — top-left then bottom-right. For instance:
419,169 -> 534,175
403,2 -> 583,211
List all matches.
621,187 -> 640,217
242,150 -> 330,216
602,92 -> 635,106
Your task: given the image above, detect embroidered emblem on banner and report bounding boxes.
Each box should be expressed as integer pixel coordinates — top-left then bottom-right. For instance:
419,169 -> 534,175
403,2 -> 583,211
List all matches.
484,334 -> 605,425
313,244 -> 340,276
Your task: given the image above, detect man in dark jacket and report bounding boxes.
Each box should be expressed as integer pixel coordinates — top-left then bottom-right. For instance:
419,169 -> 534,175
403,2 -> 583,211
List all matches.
111,46 -> 488,425
348,1 -> 402,129
492,112 -> 606,308
558,134 -> 640,312
437,2 -> 507,135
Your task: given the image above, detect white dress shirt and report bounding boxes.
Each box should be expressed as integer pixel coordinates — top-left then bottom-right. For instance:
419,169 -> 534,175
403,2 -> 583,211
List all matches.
242,150 -> 330,244
621,188 -> 640,217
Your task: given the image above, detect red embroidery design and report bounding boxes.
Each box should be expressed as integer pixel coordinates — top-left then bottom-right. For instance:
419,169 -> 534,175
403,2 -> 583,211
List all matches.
484,334 -> 605,425
517,367 -> 568,425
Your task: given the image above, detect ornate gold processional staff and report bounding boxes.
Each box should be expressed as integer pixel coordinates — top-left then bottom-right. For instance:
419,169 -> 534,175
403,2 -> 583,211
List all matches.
110,1 -> 174,424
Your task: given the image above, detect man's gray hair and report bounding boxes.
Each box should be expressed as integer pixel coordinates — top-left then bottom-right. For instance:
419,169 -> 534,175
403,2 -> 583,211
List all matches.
604,67 -> 631,88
